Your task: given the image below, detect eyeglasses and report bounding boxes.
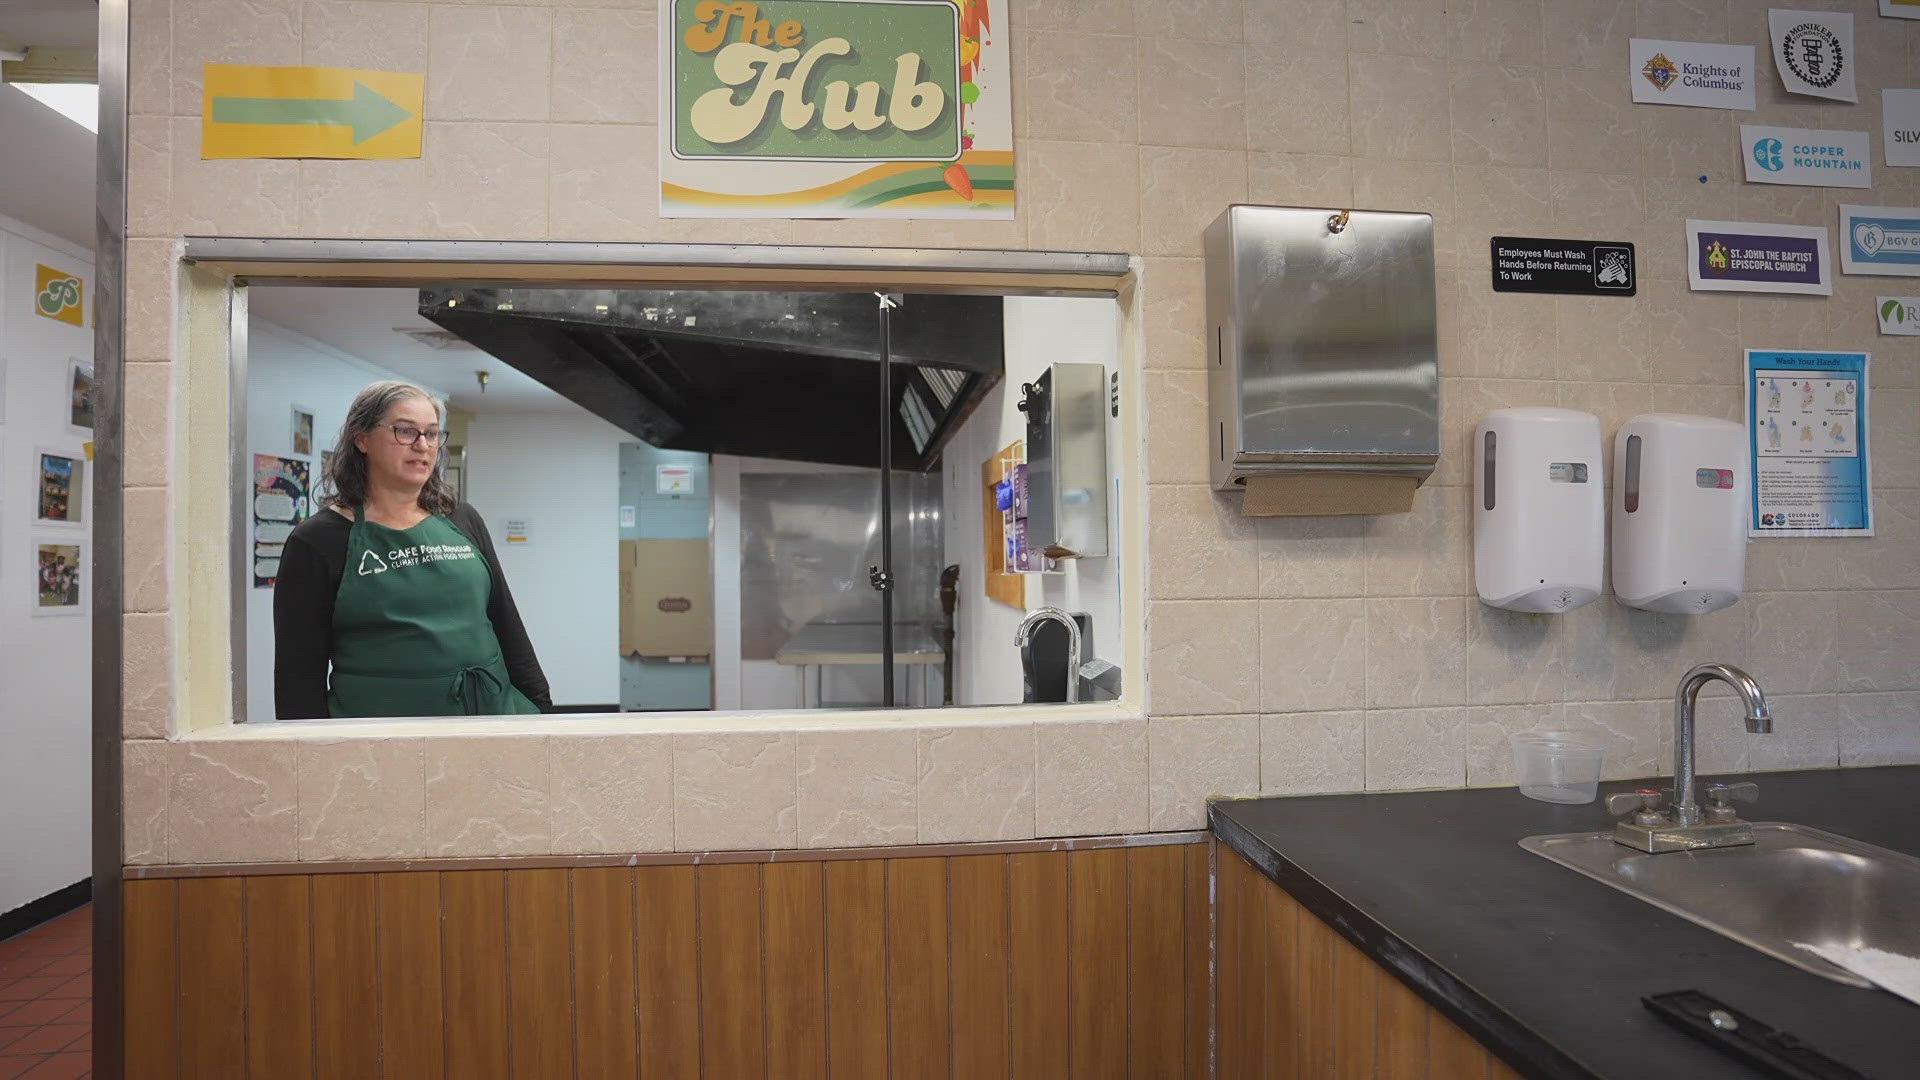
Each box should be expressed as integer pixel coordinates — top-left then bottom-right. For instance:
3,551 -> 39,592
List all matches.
389,423 -> 449,448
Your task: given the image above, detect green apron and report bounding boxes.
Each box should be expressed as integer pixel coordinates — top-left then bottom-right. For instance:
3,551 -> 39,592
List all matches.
327,507 -> 540,719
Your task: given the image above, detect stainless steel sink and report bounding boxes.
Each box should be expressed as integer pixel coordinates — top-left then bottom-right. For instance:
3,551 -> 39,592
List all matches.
1521,823 -> 1920,986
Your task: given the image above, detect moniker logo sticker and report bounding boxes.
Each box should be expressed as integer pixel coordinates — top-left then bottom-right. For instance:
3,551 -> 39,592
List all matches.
1629,38 -> 1756,110
1686,219 -> 1833,295
1884,90 -> 1920,168
1770,9 -> 1857,103
1840,204 -> 1920,277
1740,125 -> 1872,188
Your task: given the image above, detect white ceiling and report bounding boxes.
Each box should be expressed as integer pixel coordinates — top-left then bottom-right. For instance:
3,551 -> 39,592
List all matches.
247,286 -> 590,416
0,1 -> 99,248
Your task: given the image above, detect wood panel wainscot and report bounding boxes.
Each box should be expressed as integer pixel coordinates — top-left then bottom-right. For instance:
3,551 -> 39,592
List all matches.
122,841 -> 1210,1079
1214,840 -> 1525,1080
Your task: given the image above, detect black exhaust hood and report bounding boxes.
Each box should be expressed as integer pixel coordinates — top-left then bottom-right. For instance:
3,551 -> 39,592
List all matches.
419,287 -> 1003,472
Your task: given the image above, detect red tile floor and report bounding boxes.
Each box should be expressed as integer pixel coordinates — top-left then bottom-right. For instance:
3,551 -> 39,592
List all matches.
0,906 -> 92,1079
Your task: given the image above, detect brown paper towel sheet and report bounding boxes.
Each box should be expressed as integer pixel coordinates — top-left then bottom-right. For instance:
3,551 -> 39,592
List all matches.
1240,474 -> 1418,517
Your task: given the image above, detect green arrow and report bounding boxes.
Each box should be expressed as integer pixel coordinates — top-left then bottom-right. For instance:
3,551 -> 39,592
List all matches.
211,81 -> 411,145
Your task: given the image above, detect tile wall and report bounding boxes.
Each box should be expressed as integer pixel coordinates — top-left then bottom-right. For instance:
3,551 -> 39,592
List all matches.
120,0 -> 1920,862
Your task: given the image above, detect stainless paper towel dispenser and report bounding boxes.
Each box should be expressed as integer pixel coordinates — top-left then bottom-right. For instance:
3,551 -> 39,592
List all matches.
1204,205 -> 1440,498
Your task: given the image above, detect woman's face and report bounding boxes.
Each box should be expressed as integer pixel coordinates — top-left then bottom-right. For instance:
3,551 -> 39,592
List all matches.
355,395 -> 440,491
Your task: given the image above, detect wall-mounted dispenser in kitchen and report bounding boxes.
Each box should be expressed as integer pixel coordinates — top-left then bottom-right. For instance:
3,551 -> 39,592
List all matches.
1019,362 -> 1110,558
1473,408 -> 1604,612
1612,415 -> 1748,614
1205,205 -> 1439,516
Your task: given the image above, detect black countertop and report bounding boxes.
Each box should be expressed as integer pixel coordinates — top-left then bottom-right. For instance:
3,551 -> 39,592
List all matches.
1209,766 -> 1920,1080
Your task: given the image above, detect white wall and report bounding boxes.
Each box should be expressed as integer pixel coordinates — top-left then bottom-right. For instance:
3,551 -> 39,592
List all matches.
0,215 -> 93,912
943,296 -> 1125,706
466,411 -> 628,707
243,321 -> 450,721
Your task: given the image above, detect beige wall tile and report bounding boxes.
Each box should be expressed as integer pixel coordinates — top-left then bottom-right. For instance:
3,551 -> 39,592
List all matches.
1245,0 -> 1347,53
170,117 -> 301,236
1024,140 -> 1141,252
123,239 -> 179,363
1149,485 -> 1259,600
1450,63 -> 1546,168
1137,38 -> 1245,149
1873,390 -> 1919,485
422,123 -> 550,239
795,727 -> 916,849
129,0 -> 173,117
170,741 -> 298,863
1556,381 -> 1652,441
124,740 -> 172,866
1140,146 -> 1247,256
917,722 -> 1036,843
1364,483 -> 1470,598
1464,702 -> 1567,787
298,739 -> 426,860
123,487 -> 170,614
551,733 -> 673,854
1685,693 -> 1753,775
302,1 -> 428,70
1655,384 -> 1741,424
1448,0 -> 1543,64
124,359 -> 173,490
1546,69 -> 1637,175
1643,280 -> 1740,384
123,612 -> 174,739
1555,295 -> 1649,384
1468,604 -> 1565,706
1545,0 -> 1631,71
1132,0 -> 1243,42
1637,0 -> 1726,44
1261,710 -> 1365,794
1011,0 -> 1133,36
1748,694 -> 1841,772
1837,591 -> 1920,692
1745,537 -> 1854,594
128,116 -> 173,239
1450,285 -> 1560,379
1142,257 -> 1206,370
1852,491 -> 1920,593
1257,514 -> 1369,599
1148,715 -> 1259,829
1838,691 -> 1920,766
1259,599 -> 1367,713
424,736 -> 550,857
1246,47 -> 1349,157
1248,153 -> 1354,208
551,8 -> 656,124
1549,170 -> 1643,247
1453,166 -> 1552,270
673,731 -> 796,851
1366,706 -> 1467,790
301,157 -> 430,238
1141,370 -> 1209,484
1347,0 -> 1448,57
426,6 -> 553,121
171,0 -> 300,115
1366,597 -> 1470,708
1022,32 -> 1138,143
1349,54 -> 1452,162
1150,599 -> 1261,716
548,123 -> 656,242
1744,593 -> 1843,695
1035,718 -> 1148,836
1562,602 -> 1752,704
1568,699 -> 1668,781
1353,161 -> 1456,266
1638,105 -> 1737,179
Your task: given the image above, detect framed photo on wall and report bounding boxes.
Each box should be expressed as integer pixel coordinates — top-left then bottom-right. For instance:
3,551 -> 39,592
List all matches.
35,449 -> 85,526
33,540 -> 85,616
291,404 -> 315,457
68,359 -> 95,433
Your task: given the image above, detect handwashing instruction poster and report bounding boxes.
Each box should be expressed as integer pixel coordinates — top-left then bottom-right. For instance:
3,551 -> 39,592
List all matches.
1745,350 -> 1872,538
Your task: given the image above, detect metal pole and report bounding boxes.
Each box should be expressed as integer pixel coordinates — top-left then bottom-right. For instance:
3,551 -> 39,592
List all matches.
874,293 -> 899,707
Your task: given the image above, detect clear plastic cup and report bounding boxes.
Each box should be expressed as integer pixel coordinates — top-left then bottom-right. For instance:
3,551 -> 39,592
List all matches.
1510,730 -> 1608,804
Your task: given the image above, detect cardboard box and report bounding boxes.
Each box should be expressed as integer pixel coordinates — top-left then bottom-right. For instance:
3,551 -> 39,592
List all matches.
619,538 -> 713,658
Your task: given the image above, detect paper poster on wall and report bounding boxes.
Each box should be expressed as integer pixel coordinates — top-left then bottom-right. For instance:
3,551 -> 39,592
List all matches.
33,264 -> 83,327
33,542 -> 84,616
291,405 -> 315,457
620,505 -> 637,528
1746,350 -> 1872,537
1839,204 -> 1920,276
1882,90 -> 1920,166
1740,126 -> 1872,187
253,454 -> 310,587
1770,9 -> 1857,102
503,519 -> 531,546
1686,219 -> 1832,294
67,360 -> 93,432
35,451 -> 84,526
201,64 -> 424,160
660,0 -> 1014,219
657,463 -> 695,493
1879,0 -> 1920,19
1630,39 -> 1757,109
1877,296 -> 1920,334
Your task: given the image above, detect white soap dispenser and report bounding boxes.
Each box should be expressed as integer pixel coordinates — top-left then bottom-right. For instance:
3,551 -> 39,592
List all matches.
1611,414 -> 1747,615
1472,408 -> 1605,612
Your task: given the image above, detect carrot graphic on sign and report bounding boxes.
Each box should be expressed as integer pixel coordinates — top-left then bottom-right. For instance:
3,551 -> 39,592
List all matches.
943,0 -> 992,201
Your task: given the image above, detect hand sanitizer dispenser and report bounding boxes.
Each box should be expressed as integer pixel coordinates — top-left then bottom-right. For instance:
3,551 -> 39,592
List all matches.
1473,408 -> 1604,612
1612,414 -> 1747,615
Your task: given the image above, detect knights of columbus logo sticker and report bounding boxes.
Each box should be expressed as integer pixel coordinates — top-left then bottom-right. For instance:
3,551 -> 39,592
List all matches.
1641,53 -> 1679,91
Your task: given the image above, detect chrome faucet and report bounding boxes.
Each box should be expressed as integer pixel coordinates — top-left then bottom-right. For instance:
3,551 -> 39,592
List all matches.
1013,607 -> 1081,704
1608,663 -> 1772,853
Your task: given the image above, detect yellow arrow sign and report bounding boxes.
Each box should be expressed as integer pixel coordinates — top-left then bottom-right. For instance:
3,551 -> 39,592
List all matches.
201,64 -> 423,160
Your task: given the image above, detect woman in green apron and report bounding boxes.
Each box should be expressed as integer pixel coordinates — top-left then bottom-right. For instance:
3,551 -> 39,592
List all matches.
272,381 -> 551,719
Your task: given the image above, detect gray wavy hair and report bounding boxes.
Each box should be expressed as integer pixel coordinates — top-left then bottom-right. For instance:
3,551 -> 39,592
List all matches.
322,380 -> 459,515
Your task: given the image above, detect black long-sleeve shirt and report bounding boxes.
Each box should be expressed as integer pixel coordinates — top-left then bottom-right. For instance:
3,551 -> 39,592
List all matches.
272,503 -> 553,719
